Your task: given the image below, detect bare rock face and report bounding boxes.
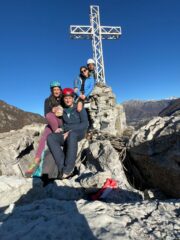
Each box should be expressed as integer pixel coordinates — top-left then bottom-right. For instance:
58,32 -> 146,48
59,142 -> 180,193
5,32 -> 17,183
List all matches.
0,124 -> 89,178
78,137 -> 142,203
0,124 -> 45,176
80,140 -> 128,188
88,83 -> 127,136
127,114 -> 180,198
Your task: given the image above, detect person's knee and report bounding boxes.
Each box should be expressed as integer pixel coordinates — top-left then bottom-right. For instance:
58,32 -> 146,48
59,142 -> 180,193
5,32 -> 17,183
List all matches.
48,133 -> 64,146
47,133 -> 56,146
70,130 -> 86,140
45,112 -> 54,121
68,131 -> 78,139
66,131 -> 78,144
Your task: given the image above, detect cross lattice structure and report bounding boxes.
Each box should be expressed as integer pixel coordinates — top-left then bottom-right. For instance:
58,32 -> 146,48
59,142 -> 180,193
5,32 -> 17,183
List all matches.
70,5 -> 122,84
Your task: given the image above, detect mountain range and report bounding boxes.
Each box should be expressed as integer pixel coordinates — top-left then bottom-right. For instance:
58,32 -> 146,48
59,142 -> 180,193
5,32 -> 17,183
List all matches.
0,97 -> 179,133
122,98 -> 179,129
0,100 -> 45,133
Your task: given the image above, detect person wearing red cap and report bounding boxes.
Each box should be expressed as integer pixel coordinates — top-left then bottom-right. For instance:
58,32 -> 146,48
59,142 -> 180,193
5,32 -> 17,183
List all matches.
47,88 -> 89,179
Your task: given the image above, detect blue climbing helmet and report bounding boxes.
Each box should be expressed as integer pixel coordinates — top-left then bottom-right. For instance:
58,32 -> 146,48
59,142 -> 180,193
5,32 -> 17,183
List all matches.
50,81 -> 61,89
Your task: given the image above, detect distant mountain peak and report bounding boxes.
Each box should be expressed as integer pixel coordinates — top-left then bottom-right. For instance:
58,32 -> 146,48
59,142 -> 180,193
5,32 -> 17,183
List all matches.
122,98 -> 179,129
0,100 -> 46,133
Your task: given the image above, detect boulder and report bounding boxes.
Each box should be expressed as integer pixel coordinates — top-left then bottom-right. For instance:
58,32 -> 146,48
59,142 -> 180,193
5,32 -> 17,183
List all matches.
0,124 -> 90,178
0,124 -> 45,176
82,140 -> 128,187
127,114 -> 180,198
78,138 -> 142,202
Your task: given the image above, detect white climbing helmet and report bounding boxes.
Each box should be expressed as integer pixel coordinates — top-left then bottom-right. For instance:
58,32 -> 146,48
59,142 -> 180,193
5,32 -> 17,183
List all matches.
87,58 -> 95,65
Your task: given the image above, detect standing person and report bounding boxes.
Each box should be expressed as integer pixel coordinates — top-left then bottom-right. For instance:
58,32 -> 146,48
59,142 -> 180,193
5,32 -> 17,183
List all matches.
87,58 -> 97,79
25,81 -> 64,177
47,88 -> 89,179
74,66 -> 95,111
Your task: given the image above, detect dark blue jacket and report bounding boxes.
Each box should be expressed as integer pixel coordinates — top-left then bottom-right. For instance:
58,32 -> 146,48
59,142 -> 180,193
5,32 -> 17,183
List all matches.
63,105 -> 89,132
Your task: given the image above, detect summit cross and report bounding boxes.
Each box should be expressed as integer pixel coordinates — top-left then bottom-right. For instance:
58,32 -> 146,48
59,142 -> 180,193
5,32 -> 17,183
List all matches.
70,5 -> 122,84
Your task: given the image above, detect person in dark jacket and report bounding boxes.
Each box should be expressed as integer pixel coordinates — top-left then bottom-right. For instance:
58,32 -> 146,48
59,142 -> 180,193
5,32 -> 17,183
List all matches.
25,81 -> 64,177
47,88 -> 89,179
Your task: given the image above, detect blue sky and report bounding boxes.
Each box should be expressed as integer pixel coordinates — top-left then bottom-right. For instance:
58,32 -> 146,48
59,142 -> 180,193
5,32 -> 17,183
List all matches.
0,0 -> 180,115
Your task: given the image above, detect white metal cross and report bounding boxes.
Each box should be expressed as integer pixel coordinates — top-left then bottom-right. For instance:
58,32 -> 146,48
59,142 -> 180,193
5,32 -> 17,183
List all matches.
70,5 -> 122,84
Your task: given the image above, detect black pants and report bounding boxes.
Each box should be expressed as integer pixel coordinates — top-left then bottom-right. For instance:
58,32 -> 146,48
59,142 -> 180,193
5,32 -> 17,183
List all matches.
47,131 -> 85,174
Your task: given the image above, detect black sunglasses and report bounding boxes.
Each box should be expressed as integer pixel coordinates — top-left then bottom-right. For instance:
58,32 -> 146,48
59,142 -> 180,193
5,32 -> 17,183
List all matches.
81,69 -> 88,74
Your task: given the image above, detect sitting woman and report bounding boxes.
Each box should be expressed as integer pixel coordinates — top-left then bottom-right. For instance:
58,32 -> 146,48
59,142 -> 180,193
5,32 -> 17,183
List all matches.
25,81 -> 65,177
74,66 -> 95,111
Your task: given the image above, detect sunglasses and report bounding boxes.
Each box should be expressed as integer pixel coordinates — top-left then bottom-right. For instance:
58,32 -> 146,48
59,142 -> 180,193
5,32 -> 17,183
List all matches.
81,69 -> 87,74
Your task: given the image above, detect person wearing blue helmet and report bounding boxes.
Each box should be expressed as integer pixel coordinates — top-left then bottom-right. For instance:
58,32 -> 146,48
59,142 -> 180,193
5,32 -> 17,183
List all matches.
44,81 -> 62,115
25,81 -> 65,177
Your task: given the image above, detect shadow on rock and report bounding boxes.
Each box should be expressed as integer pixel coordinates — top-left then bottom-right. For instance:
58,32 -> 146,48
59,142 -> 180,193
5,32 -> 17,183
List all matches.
0,171 -> 145,240
0,176 -> 97,240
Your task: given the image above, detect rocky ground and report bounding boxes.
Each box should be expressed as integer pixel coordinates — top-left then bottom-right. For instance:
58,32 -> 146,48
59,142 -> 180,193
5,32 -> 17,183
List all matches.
0,85 -> 179,239
0,177 -> 179,240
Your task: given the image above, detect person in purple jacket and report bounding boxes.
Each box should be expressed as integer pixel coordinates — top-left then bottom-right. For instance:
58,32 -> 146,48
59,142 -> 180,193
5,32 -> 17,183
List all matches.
25,81 -> 66,177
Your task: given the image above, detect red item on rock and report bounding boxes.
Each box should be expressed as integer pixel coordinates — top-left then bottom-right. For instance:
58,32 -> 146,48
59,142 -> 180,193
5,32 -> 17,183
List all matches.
91,178 -> 118,201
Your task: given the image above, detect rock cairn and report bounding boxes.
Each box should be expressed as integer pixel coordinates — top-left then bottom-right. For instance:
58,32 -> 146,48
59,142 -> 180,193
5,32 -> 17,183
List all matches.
88,83 -> 127,136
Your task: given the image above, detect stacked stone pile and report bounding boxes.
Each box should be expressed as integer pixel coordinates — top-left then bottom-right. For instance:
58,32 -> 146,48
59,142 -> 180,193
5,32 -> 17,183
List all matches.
88,83 -> 127,136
